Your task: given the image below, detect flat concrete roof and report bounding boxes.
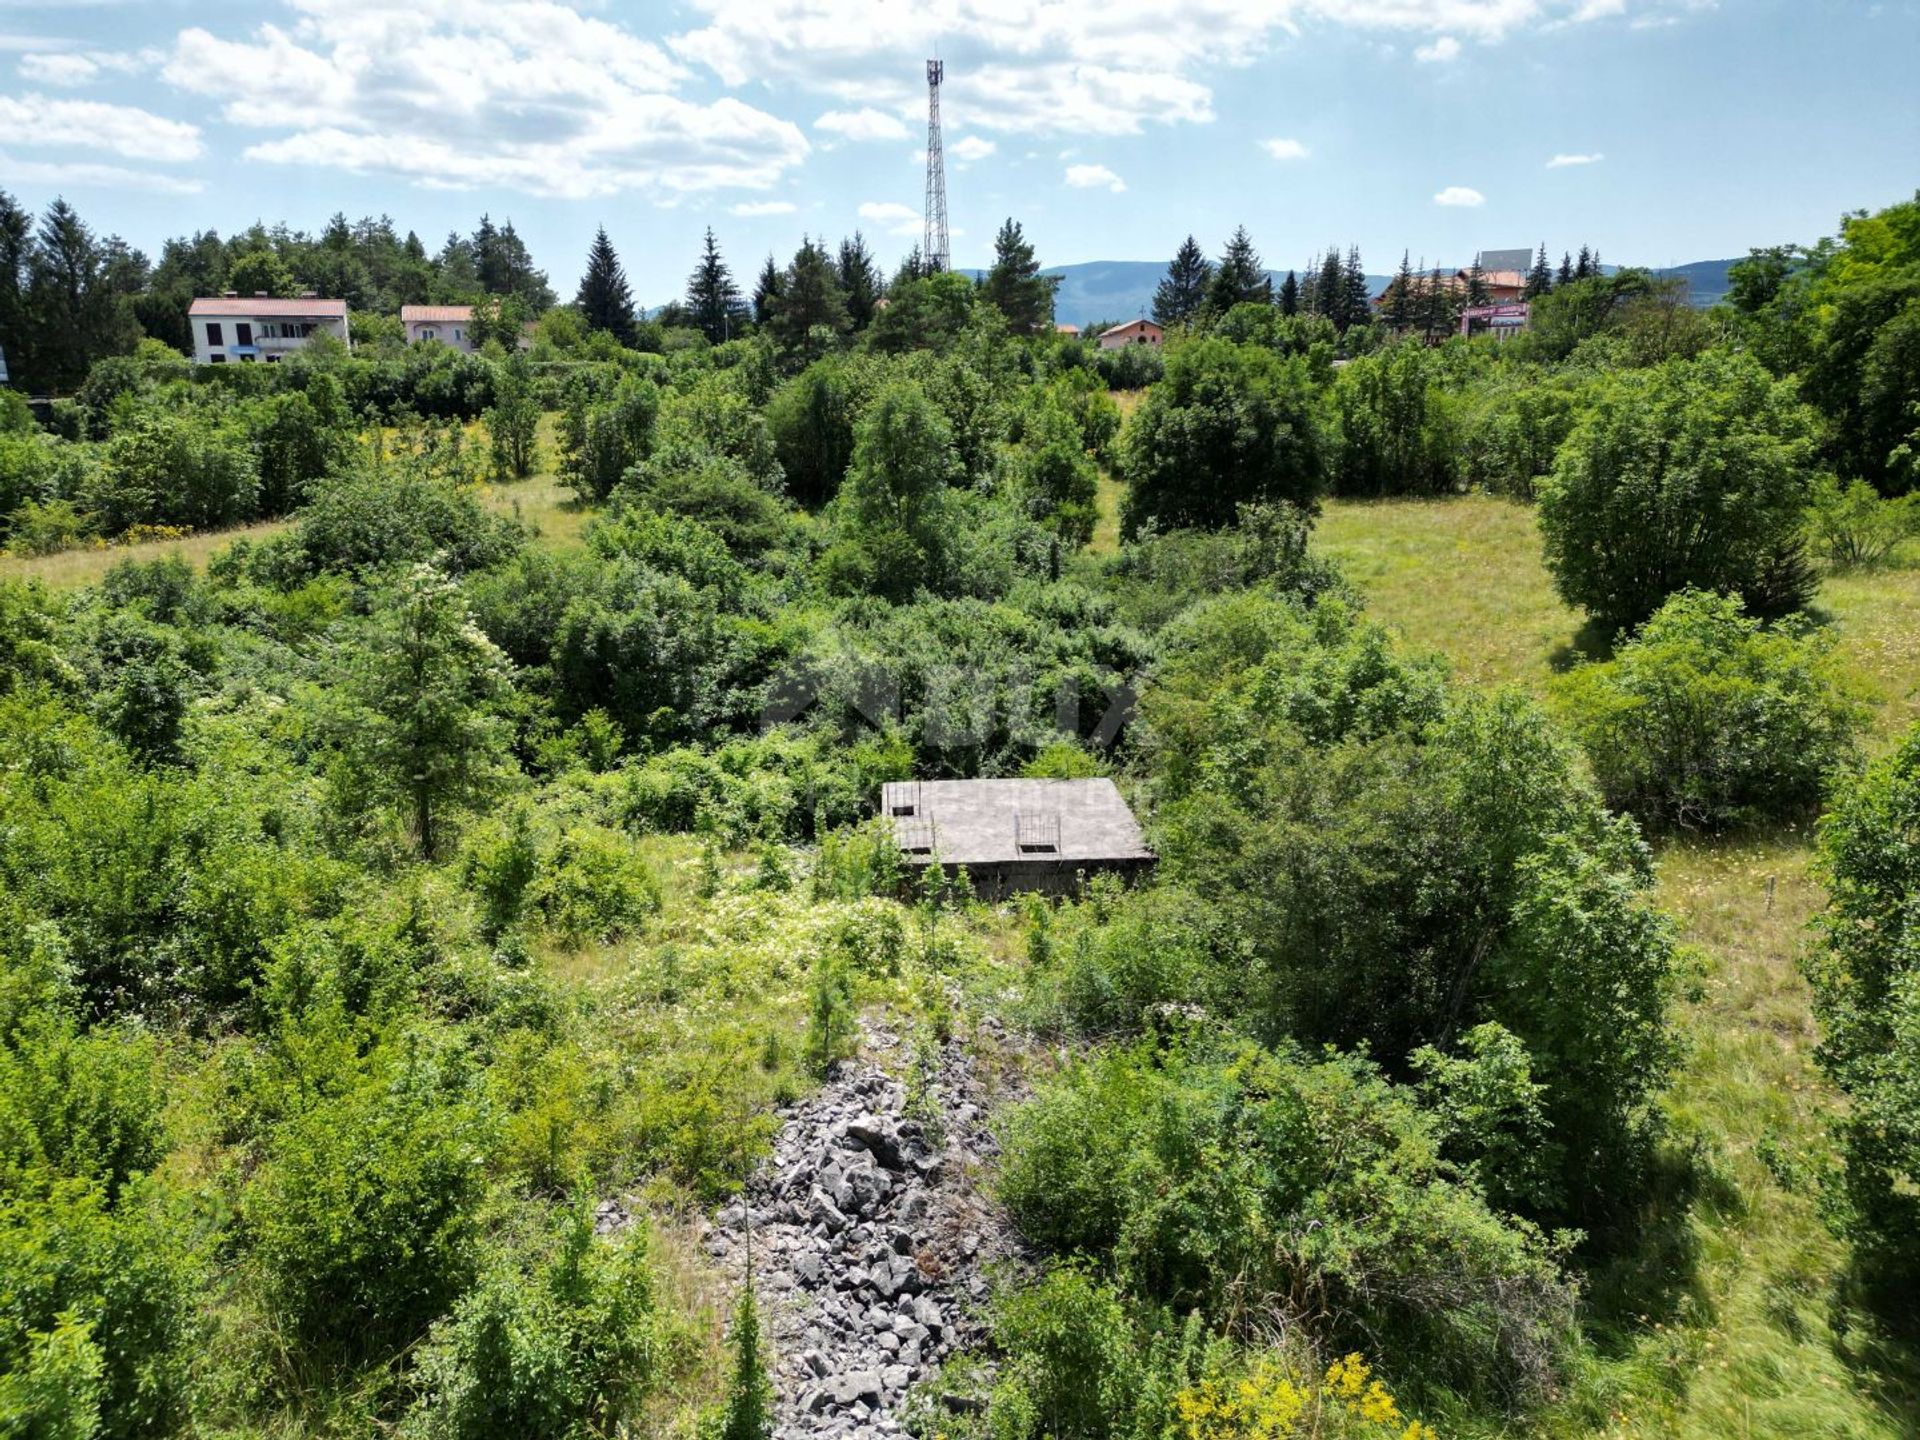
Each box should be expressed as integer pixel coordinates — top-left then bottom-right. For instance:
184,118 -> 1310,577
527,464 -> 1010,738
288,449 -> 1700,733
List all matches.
881,778 -> 1154,868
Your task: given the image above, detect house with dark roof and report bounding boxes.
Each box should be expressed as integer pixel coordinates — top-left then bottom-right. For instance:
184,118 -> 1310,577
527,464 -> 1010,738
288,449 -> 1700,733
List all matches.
187,294 -> 350,365
882,778 -> 1156,899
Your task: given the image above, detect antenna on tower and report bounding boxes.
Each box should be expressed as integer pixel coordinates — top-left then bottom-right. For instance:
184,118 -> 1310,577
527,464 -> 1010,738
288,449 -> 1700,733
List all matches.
923,59 -> 951,274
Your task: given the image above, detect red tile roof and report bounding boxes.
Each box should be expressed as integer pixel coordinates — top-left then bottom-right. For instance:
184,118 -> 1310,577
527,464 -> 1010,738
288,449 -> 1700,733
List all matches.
401,305 -> 475,324
189,295 -> 348,317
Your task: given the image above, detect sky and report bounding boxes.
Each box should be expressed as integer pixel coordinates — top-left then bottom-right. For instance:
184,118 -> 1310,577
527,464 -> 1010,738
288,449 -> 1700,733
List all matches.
1,0 -> 1916,303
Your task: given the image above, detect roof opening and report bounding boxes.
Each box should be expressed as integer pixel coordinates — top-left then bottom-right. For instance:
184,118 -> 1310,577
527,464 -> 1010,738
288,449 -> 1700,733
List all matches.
1016,809 -> 1061,856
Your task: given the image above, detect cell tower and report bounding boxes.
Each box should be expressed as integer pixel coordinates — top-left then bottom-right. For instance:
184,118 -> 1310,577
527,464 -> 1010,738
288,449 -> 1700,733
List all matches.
923,59 -> 951,274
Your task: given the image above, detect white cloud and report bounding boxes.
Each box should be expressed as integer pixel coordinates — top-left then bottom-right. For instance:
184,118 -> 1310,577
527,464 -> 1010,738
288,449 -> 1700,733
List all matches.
0,150 -> 203,195
858,199 -> 922,237
159,4 -> 809,200
950,134 -> 996,163
665,1 -> 1658,140
16,49 -> 150,85
729,199 -> 797,215
1064,162 -> 1125,193
0,93 -> 201,161
815,107 -> 909,141
1415,35 -> 1462,61
1433,184 -> 1486,207
1547,151 -> 1604,167
1261,136 -> 1309,161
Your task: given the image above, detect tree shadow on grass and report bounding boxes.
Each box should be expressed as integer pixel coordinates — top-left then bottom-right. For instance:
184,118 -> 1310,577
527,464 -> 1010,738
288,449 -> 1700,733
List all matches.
1546,617 -> 1617,675
1577,1136 -> 1729,1357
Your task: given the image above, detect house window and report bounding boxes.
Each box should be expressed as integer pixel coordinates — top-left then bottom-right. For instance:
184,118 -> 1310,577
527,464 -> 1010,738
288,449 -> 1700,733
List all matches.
421,328 -> 436,341
206,322 -> 223,347
453,329 -> 463,343
209,354 -> 226,364
235,323 -> 252,346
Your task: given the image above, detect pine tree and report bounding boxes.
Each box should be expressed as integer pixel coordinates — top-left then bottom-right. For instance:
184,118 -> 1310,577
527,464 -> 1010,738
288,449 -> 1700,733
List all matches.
752,253 -> 783,327
718,1284 -> 774,1440
982,217 -> 1055,334
769,236 -> 849,357
1557,252 -> 1574,287
1341,245 -> 1372,331
1277,269 -> 1300,316
1526,242 -> 1553,299
687,227 -> 745,344
1575,244 -> 1593,281
1425,264 -> 1456,338
1384,250 -> 1417,329
890,246 -> 925,289
575,226 -> 636,344
837,232 -> 881,330
1152,234 -> 1213,328
1316,249 -> 1344,325
1205,226 -> 1270,313
1466,255 -> 1491,308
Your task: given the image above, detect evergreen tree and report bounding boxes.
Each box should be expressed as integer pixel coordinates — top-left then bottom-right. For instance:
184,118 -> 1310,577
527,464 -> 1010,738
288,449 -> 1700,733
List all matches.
576,226 -> 637,344
1152,234 -> 1213,328
982,217 -> 1055,334
26,198 -> 141,391
770,236 -> 849,357
836,232 -> 881,331
1316,249 -> 1345,324
1575,244 -> 1594,281
1424,264 -> 1455,338
687,227 -> 746,344
1206,226 -> 1271,312
1466,255 -> 1491,308
1341,245 -> 1372,331
752,253 -> 784,327
436,230 -> 480,297
890,246 -> 925,289
1384,250 -> 1417,330
1557,251 -> 1575,287
1277,269 -> 1300,316
0,191 -> 37,382
717,1284 -> 774,1440
1526,243 -> 1553,299
475,217 -> 550,308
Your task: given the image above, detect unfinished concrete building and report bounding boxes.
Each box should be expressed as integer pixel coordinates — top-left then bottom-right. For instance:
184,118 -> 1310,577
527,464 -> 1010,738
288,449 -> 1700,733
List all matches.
881,778 -> 1156,899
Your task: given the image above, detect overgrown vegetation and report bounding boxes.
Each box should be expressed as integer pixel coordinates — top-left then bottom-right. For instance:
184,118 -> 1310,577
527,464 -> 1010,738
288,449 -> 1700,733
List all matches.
2,186 -> 1918,1440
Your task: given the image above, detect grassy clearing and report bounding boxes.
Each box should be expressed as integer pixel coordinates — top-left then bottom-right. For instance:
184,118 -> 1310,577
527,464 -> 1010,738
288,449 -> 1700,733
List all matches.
0,519 -> 293,590
1318,494 -> 1920,749
1318,493 -> 1920,1437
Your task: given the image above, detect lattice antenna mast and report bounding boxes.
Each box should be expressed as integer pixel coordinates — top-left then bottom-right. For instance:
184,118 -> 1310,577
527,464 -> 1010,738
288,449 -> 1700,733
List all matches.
923,59 -> 951,274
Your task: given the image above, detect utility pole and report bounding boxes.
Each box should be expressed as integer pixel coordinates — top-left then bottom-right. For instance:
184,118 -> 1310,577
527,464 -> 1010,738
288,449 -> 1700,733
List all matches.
923,59 -> 951,274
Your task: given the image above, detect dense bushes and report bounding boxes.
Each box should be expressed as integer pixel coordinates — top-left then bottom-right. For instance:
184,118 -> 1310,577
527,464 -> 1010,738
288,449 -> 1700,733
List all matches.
1538,350 -> 1821,633
1804,723 -> 1920,1318
1553,589 -> 1865,831
1144,593 -> 1681,1222
997,1039 -> 1578,1408
1121,338 -> 1324,535
1327,342 -> 1461,497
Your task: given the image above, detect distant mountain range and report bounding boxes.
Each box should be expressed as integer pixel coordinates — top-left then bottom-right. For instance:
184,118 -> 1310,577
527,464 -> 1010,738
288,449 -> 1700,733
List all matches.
1031,257 -> 1742,329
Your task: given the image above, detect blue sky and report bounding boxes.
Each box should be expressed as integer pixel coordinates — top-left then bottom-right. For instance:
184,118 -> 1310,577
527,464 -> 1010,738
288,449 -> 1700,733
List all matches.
1,0 -> 1915,302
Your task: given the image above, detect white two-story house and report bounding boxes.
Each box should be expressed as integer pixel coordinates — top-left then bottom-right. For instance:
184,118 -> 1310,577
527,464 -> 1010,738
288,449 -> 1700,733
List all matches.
189,294 -> 350,365
401,305 -> 477,351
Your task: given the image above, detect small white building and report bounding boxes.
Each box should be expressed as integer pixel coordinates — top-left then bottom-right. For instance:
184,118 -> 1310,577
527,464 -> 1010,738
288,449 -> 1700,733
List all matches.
1097,318 -> 1163,350
401,304 -> 478,351
188,295 -> 349,365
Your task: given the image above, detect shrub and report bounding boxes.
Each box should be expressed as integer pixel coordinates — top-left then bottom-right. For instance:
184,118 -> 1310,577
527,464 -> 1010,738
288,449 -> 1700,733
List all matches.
1537,351 -> 1821,632
534,825 -> 662,947
1121,339 -> 1324,536
1552,589 -> 1866,831
996,1040 -> 1579,1407
243,1034 -> 488,1354
292,461 -> 522,580
1327,342 -> 1462,498
90,412 -> 260,533
0,1178 -> 198,1439
1804,723 -> 1920,1318
1804,473 -> 1920,570
403,1203 -> 669,1439
766,358 -> 858,506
